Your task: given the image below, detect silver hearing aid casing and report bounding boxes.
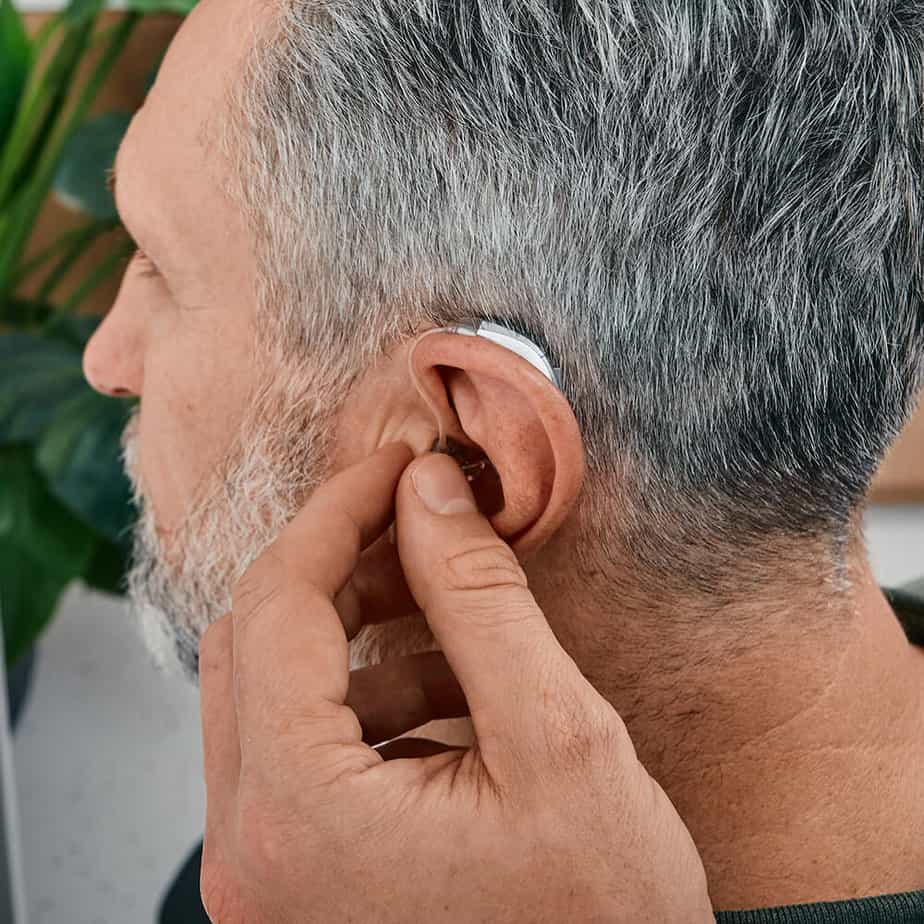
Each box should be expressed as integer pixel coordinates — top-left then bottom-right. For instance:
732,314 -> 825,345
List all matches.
436,321 -> 562,388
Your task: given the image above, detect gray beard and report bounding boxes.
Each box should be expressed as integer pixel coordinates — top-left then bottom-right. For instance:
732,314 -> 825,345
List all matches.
122,378 -> 437,685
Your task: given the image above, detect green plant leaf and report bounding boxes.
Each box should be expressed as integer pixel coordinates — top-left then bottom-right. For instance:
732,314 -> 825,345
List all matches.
36,387 -> 135,544
82,535 -> 129,597
0,542 -> 71,665
0,333 -> 85,443
62,0 -> 105,26
0,11 -> 136,289
0,446 -> 96,664
0,447 -> 94,564
125,0 -> 198,14
11,217 -> 116,289
0,296 -> 53,327
53,111 -> 131,220
0,0 -> 30,148
62,236 -> 132,311
42,309 -> 101,348
0,12 -> 93,215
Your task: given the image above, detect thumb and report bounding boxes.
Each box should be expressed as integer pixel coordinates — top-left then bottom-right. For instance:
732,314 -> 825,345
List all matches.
395,451 -> 594,769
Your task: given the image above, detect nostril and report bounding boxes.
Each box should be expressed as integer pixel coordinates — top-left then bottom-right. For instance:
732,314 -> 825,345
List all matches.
89,377 -> 132,398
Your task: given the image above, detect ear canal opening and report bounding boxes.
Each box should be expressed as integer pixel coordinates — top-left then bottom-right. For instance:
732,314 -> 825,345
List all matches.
430,434 -> 505,516
409,330 -> 505,516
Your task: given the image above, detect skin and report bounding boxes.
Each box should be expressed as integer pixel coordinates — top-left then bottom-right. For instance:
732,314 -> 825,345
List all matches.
197,446 -> 714,922
83,0 -> 924,911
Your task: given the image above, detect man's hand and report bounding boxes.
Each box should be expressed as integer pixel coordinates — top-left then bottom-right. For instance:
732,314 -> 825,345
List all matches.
198,444 -> 714,923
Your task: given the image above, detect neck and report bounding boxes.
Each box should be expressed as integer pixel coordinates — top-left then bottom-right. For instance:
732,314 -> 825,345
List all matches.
528,527 -> 924,912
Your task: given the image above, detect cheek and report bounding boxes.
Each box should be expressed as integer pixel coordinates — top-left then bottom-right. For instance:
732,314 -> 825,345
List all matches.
136,391 -> 209,536
136,328 -> 259,532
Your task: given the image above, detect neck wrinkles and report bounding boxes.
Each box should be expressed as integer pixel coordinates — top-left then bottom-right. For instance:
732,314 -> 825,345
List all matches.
528,537 -> 924,910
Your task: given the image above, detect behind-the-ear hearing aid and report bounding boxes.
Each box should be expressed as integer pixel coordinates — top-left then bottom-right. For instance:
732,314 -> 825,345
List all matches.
407,320 -> 561,515
408,320 -> 561,458
436,321 -> 562,390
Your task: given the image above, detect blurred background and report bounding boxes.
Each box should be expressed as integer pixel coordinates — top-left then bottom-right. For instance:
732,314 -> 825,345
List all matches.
0,0 -> 922,921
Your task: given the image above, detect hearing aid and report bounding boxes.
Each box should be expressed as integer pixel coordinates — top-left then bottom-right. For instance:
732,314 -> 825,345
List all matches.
406,321 -> 562,518
407,321 -> 562,458
436,321 -> 562,390
383,321 -> 561,543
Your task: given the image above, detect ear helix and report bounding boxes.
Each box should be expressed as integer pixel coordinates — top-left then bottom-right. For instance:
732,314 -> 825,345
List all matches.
407,320 -> 562,450
407,327 -> 454,452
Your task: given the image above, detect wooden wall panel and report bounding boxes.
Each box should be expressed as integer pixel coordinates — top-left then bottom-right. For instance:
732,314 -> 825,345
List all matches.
871,402 -> 924,502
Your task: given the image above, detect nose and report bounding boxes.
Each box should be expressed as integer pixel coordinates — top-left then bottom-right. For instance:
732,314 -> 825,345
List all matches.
82,295 -> 145,398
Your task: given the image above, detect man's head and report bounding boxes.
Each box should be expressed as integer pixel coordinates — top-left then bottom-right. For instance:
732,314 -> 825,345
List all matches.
83,0 -> 924,679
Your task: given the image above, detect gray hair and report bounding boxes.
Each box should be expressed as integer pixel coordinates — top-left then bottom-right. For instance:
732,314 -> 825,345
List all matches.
225,0 -> 924,591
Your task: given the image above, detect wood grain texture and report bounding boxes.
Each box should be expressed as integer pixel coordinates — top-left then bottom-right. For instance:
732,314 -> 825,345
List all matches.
871,402 -> 924,502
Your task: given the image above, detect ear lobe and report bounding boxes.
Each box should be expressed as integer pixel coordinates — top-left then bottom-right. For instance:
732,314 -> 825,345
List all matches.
410,332 -> 585,558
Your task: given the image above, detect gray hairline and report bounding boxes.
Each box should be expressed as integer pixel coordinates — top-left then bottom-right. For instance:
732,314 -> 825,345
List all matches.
216,0 -> 924,600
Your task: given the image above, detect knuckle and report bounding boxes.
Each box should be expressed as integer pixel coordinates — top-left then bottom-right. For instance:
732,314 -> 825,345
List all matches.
543,683 -> 627,775
440,540 -> 530,597
236,797 -> 288,874
274,702 -> 366,758
199,852 -> 241,923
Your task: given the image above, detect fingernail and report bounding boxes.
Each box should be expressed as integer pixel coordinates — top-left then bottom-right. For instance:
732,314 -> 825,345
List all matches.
412,453 -> 478,515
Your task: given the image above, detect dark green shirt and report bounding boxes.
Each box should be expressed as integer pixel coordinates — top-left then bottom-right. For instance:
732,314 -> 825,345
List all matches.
714,577 -> 924,923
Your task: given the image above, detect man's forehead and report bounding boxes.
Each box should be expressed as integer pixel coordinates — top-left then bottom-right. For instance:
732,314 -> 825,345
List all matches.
144,0 -> 258,145
120,0 -> 266,179
157,0 -> 262,99
112,0 -> 264,298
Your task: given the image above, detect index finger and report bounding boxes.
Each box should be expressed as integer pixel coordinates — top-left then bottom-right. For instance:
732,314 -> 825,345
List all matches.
230,442 -> 414,747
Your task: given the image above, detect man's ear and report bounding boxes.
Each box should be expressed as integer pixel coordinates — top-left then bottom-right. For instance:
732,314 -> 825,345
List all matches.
408,330 -> 585,558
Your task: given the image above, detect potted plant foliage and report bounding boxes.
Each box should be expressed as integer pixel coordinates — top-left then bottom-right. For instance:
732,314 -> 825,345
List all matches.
0,0 -> 191,722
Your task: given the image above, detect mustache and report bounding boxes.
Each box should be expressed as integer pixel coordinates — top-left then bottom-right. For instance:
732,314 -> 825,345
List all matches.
120,407 -> 143,503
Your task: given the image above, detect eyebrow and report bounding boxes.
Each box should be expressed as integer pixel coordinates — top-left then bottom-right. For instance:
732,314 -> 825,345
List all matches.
106,153 -> 215,313
108,156 -> 171,270
107,160 -> 130,232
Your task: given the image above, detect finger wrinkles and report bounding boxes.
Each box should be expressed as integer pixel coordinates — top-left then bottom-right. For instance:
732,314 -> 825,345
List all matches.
435,542 -> 540,637
231,551 -> 286,624
440,540 -> 530,595
199,614 -> 233,671
257,698 -> 365,756
542,684 -> 633,791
